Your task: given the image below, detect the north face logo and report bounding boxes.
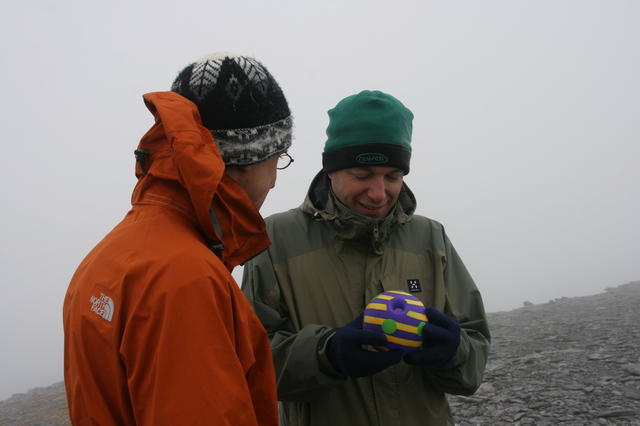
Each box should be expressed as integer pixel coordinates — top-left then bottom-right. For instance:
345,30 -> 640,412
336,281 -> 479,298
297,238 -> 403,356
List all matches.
90,293 -> 115,322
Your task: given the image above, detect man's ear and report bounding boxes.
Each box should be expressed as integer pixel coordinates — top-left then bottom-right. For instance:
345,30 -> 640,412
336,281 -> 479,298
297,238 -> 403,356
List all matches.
224,164 -> 249,182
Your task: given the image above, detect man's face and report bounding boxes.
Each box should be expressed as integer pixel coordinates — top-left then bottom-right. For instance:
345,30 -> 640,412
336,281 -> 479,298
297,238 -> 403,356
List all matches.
328,166 -> 404,218
226,154 -> 279,210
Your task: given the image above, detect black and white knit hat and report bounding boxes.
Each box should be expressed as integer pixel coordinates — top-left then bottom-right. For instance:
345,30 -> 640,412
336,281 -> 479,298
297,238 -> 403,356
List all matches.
171,52 -> 292,166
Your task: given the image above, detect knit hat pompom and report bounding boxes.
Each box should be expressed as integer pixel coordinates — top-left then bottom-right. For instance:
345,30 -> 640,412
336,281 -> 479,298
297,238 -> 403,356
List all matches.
322,90 -> 412,174
171,52 -> 292,166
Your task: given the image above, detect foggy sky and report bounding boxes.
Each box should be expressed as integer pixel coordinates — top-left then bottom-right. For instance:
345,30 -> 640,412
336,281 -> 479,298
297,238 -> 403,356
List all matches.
1,0 -> 638,401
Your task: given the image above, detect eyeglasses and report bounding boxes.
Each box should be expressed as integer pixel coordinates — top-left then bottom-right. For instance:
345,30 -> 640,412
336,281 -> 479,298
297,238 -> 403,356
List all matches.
277,152 -> 294,170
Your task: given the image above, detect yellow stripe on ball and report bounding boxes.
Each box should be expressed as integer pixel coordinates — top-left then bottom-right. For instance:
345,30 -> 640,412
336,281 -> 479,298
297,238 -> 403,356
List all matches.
364,315 -> 385,325
367,303 -> 388,311
395,322 -> 420,334
407,311 -> 428,321
385,334 -> 423,347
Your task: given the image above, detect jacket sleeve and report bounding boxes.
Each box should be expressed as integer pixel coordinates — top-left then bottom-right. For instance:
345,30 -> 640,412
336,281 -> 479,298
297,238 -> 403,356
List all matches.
242,250 -> 346,402
120,269 -> 277,426
421,230 -> 491,395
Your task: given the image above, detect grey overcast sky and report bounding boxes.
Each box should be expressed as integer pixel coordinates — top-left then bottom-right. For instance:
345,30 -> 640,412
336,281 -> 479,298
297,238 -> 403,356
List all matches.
1,0 -> 638,401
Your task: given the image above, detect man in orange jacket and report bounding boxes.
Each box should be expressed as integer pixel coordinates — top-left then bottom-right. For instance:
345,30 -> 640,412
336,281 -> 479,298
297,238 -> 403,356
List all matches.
63,52 -> 293,425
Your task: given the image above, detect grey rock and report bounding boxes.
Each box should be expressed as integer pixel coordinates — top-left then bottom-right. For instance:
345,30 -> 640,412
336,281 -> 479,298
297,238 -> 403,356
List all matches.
597,409 -> 638,418
622,363 -> 640,376
622,386 -> 640,400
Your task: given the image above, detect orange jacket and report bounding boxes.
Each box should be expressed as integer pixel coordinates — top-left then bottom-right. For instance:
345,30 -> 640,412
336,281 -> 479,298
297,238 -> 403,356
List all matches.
63,92 -> 277,425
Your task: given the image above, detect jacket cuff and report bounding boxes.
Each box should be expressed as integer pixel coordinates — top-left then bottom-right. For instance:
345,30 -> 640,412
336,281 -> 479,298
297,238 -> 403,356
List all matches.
444,328 -> 470,369
316,329 -> 346,378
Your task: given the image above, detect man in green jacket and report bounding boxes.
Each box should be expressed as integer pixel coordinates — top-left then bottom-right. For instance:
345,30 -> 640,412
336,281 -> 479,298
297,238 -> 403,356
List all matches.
242,90 -> 490,426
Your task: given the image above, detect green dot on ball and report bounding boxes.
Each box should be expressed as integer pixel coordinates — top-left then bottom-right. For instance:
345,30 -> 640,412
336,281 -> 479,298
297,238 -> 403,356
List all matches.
417,322 -> 426,336
382,319 -> 397,334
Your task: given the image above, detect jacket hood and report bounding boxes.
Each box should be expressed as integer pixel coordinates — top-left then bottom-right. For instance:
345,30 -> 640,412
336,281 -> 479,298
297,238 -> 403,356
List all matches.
301,170 -> 416,253
131,91 -> 270,269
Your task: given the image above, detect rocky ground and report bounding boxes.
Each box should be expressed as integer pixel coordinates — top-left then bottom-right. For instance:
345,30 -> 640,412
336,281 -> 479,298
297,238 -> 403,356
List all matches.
1,281 -> 639,425
449,280 -> 640,425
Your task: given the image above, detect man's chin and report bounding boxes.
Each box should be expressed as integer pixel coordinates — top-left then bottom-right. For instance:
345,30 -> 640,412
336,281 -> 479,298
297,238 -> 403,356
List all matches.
355,206 -> 389,219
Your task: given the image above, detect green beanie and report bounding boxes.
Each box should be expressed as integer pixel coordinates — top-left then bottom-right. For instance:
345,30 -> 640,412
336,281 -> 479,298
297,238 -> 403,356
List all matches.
322,90 -> 413,174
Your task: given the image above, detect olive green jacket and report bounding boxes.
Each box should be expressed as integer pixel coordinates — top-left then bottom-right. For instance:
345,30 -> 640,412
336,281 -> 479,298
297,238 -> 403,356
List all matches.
242,172 -> 490,426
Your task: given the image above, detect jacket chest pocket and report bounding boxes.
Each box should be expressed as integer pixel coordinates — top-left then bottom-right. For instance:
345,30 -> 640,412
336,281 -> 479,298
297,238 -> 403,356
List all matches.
287,250 -> 368,326
377,252 -> 437,308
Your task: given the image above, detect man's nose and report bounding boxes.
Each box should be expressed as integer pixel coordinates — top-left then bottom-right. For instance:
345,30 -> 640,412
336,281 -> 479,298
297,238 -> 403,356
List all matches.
367,177 -> 386,202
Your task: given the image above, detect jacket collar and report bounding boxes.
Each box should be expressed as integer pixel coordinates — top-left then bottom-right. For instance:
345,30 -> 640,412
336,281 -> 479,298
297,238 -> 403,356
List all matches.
130,92 -> 270,270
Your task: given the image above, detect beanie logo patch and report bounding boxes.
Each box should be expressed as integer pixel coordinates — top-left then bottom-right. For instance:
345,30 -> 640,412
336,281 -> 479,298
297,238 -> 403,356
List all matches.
356,153 -> 388,165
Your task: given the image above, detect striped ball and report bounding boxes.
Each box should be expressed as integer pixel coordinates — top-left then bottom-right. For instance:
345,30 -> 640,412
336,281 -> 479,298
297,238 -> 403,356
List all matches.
363,290 -> 428,354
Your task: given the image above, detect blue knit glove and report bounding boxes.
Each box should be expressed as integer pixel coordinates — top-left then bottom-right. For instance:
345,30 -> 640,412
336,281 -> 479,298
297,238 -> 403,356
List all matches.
404,307 -> 461,368
326,314 -> 403,377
